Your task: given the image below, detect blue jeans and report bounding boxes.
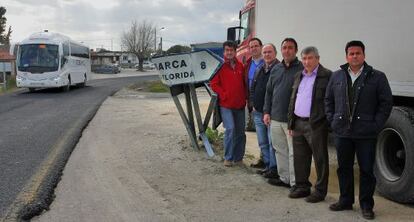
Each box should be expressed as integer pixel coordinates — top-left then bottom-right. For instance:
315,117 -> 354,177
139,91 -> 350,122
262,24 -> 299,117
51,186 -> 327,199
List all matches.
220,107 -> 246,161
253,111 -> 277,170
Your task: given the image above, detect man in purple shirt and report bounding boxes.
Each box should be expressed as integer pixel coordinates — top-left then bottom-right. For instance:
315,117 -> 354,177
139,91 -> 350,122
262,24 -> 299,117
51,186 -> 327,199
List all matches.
286,46 -> 332,203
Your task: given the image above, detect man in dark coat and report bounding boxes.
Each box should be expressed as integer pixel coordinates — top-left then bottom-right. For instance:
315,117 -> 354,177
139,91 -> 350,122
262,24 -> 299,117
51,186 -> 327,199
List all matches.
325,40 -> 393,220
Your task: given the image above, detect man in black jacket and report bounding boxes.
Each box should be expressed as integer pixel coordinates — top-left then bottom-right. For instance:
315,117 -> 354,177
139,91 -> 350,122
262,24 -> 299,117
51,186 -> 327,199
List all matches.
250,43 -> 279,178
325,41 -> 393,220
263,38 -> 303,188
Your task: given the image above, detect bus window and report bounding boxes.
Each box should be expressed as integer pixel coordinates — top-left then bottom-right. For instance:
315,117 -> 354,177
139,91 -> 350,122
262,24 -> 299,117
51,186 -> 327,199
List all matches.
63,42 -> 70,56
70,43 -> 89,58
239,10 -> 250,42
18,44 -> 59,73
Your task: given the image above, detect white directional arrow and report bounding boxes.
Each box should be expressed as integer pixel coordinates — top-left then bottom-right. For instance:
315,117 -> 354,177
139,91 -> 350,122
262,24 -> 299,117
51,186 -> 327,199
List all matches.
152,50 -> 223,86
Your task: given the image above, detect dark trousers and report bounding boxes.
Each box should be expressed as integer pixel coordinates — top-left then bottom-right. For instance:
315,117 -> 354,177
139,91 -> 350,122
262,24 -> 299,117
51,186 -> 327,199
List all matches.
334,137 -> 377,210
292,119 -> 329,197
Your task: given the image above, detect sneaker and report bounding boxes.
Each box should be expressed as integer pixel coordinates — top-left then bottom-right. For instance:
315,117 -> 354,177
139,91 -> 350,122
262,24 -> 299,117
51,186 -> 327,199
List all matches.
250,160 -> 266,169
305,192 -> 325,203
267,178 -> 290,188
263,170 -> 279,179
329,202 -> 353,211
224,160 -> 233,167
288,187 -> 310,199
361,209 -> 375,220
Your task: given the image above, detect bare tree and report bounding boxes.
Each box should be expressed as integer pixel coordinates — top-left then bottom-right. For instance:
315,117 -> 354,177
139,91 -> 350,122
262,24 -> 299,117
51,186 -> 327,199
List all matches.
121,20 -> 155,71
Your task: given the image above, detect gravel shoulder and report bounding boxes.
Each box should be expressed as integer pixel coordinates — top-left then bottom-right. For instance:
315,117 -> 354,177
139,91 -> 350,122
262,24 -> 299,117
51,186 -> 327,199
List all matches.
32,87 -> 413,222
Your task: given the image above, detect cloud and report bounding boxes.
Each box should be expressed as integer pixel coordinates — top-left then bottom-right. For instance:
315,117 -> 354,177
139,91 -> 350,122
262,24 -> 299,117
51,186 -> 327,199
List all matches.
2,0 -> 243,50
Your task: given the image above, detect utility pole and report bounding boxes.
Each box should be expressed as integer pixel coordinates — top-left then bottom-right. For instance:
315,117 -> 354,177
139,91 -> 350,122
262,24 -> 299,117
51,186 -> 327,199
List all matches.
154,28 -> 157,52
155,27 -> 165,54
160,37 -> 163,53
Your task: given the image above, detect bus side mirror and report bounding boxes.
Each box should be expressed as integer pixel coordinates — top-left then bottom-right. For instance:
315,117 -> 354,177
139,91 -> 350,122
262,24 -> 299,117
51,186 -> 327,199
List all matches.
227,26 -> 242,43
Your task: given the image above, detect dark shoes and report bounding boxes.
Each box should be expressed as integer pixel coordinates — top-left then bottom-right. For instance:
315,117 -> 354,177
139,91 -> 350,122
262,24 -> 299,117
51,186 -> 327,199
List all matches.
250,160 -> 266,169
361,208 -> 375,220
267,178 -> 290,188
263,170 -> 279,179
330,202 -> 374,220
305,192 -> 325,203
329,202 -> 353,211
256,169 -> 267,175
288,187 -> 310,199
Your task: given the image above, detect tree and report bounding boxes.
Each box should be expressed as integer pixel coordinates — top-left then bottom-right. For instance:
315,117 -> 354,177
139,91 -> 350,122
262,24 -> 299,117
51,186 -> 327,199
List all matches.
121,20 -> 155,71
166,45 -> 191,55
0,6 -> 12,46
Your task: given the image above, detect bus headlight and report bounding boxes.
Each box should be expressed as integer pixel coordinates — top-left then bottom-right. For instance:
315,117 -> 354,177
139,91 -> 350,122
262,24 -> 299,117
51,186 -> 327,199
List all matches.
49,76 -> 60,81
16,75 -> 26,81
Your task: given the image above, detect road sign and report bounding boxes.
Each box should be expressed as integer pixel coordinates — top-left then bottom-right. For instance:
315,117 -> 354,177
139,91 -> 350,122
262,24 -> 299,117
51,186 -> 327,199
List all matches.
152,50 -> 223,86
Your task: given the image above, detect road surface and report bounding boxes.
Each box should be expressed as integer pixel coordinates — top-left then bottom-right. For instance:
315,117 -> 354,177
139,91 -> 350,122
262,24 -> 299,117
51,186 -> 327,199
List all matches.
0,74 -> 157,220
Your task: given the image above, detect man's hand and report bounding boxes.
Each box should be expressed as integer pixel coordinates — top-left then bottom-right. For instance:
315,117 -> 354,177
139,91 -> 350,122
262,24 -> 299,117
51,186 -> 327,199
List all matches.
288,130 -> 293,137
263,114 -> 271,126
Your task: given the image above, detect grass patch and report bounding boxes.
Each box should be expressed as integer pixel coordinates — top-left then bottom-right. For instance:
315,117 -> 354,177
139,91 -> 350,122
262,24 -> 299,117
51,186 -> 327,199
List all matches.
206,127 -> 224,147
127,80 -> 169,93
148,81 -> 169,93
0,76 -> 17,94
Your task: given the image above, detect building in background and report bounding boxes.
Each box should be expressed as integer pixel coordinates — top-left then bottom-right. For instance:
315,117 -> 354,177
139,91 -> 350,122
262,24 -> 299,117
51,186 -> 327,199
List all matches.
0,45 -> 16,85
191,42 -> 223,58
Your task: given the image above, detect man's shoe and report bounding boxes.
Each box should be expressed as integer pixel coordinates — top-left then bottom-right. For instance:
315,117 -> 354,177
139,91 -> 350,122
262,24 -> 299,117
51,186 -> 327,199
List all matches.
256,169 -> 268,175
361,209 -> 375,220
288,187 -> 310,199
329,202 -> 353,211
250,160 -> 266,169
263,170 -> 279,179
224,160 -> 233,167
305,192 -> 325,203
268,178 -> 290,188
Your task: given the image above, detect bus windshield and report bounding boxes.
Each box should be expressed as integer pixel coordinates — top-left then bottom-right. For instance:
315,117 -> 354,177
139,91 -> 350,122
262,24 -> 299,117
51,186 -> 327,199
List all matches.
239,11 -> 250,42
18,44 -> 59,73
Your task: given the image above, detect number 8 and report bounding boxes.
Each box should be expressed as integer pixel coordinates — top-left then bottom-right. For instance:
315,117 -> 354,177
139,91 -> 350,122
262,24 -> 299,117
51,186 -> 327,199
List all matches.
200,62 -> 206,70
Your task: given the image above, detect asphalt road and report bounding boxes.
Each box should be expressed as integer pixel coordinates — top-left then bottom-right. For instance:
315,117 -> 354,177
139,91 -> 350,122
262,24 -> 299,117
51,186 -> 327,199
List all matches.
0,75 -> 157,220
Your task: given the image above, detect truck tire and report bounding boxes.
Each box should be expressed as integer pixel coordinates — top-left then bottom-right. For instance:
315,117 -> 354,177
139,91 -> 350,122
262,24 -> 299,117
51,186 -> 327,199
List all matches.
375,106 -> 414,203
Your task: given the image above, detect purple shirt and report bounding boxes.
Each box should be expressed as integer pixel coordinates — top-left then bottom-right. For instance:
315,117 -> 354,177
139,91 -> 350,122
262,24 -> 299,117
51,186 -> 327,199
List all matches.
294,65 -> 319,118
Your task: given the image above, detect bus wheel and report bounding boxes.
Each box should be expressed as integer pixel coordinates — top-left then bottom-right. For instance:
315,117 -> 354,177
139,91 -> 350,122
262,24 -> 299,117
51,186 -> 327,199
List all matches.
375,107 -> 414,203
79,74 -> 87,88
62,77 -> 71,92
28,88 -> 36,93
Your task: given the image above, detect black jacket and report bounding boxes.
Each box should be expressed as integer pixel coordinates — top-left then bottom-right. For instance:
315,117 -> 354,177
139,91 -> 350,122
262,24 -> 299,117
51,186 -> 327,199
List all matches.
324,62 -> 393,138
249,61 -> 279,113
263,58 -> 303,122
288,64 -> 332,130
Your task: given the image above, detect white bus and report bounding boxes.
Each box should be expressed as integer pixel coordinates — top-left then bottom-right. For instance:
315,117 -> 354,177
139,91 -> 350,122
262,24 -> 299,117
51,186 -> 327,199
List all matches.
14,31 -> 91,92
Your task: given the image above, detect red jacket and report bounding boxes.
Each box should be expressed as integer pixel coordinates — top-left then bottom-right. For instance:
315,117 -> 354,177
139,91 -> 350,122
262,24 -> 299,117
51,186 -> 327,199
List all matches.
210,59 -> 246,109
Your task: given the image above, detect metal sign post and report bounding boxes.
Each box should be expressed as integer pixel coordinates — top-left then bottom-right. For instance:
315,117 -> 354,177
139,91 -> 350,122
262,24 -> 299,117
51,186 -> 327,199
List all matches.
153,50 -> 223,157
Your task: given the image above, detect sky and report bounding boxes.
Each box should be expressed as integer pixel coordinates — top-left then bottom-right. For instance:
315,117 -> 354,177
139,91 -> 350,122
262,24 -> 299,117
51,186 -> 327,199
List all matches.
2,0 -> 244,51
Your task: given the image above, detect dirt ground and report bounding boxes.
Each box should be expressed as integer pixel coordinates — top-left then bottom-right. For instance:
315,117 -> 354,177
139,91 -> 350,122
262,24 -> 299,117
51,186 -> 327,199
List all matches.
32,86 -> 414,222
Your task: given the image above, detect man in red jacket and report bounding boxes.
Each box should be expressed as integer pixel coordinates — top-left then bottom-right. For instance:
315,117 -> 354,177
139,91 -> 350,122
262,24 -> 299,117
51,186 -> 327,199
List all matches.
211,41 -> 247,167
